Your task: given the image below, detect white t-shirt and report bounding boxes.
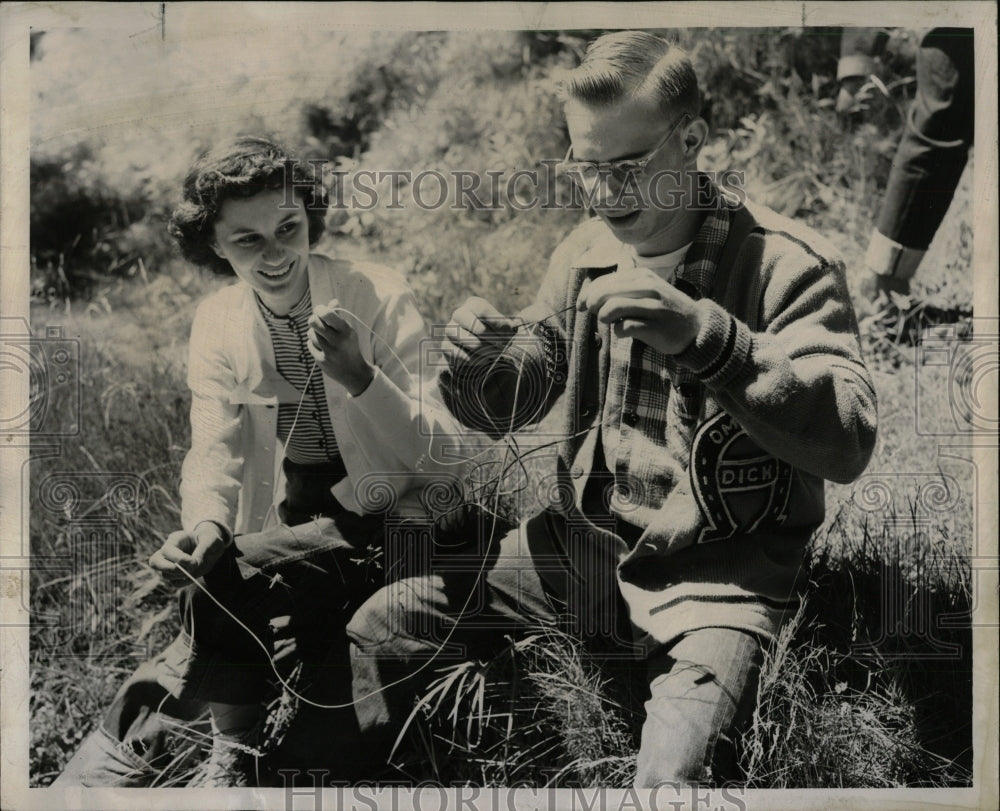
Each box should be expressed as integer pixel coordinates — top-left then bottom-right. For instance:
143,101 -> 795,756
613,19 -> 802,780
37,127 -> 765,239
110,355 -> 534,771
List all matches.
623,242 -> 692,284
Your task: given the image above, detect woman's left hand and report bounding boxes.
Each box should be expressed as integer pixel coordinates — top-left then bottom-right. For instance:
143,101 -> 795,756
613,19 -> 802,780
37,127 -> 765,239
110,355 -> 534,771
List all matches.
308,300 -> 376,395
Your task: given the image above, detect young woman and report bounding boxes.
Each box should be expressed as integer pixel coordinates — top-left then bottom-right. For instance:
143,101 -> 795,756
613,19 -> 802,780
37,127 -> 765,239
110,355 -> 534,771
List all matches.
56,136 -> 466,787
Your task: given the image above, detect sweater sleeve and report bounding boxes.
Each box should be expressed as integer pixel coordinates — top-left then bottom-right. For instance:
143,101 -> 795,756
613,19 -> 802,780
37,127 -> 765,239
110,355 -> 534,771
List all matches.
332,274 -> 459,472
343,278 -> 474,475
675,255 -> 877,484
179,297 -> 244,533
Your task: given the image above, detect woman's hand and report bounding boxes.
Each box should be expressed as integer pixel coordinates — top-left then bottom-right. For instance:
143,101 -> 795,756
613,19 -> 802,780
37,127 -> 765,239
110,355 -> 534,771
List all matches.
308,300 -> 376,396
576,268 -> 703,355
149,521 -> 229,584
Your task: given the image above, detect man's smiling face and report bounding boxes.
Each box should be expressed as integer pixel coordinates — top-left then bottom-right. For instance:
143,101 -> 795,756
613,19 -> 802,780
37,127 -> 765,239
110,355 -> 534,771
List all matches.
564,93 -> 697,256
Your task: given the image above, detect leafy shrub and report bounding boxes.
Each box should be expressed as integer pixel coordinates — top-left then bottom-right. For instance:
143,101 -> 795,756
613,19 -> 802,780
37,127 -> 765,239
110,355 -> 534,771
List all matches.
30,144 -> 174,301
28,27 -> 974,789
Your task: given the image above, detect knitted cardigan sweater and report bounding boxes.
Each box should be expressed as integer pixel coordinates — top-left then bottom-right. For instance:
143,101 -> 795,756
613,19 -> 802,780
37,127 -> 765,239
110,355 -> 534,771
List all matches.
441,188 -> 877,646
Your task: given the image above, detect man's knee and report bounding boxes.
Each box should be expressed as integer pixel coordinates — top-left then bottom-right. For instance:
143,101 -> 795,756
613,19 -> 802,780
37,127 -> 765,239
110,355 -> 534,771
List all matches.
346,586 -> 393,653
636,629 -> 764,788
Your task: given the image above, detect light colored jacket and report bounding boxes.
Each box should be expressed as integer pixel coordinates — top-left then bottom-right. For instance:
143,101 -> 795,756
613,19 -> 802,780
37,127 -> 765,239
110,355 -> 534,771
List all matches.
180,253 -> 465,535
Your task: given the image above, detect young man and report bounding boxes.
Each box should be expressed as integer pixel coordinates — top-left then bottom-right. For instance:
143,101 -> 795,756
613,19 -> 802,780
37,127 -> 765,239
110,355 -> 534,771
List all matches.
347,31 -> 877,786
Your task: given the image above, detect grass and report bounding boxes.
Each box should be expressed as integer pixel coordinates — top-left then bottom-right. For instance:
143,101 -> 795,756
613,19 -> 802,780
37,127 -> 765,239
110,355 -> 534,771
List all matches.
380,500 -> 974,789
27,267 -> 218,785
26,29 -> 978,789
28,258 -> 975,787
387,629 -> 639,787
743,506 -> 973,788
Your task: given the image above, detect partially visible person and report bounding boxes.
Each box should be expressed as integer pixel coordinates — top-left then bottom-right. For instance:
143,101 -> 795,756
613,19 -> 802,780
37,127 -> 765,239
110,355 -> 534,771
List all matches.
834,27 -> 894,113
837,28 -> 974,306
346,32 -> 878,788
54,136 -> 466,787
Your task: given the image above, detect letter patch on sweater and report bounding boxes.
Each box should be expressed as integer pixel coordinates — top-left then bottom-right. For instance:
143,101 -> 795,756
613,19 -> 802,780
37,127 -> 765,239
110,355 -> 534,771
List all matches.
690,411 -> 793,544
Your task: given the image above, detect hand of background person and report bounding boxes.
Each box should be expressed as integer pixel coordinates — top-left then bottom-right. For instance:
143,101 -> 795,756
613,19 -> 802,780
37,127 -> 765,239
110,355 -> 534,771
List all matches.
444,296 -> 522,365
577,269 -> 703,355
309,300 -> 376,396
836,75 -> 868,113
149,522 -> 229,583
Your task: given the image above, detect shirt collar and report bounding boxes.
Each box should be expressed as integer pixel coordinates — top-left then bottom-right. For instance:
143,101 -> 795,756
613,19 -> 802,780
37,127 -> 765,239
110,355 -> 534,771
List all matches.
571,174 -> 734,300
256,288 -> 313,324
620,242 -> 692,285
675,193 -> 733,300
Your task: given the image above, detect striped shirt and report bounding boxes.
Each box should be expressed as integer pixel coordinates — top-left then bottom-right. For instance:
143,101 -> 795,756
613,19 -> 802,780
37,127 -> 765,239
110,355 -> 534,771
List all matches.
256,290 -> 341,464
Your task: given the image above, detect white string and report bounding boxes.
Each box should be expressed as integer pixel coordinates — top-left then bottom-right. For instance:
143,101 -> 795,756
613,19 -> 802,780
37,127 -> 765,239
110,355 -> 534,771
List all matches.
171,349 -> 529,712
163,298 -> 559,713
331,303 -> 571,473
171,284 -> 654,732
330,305 -> 488,471
328,299 -> 586,517
159,304 -> 594,731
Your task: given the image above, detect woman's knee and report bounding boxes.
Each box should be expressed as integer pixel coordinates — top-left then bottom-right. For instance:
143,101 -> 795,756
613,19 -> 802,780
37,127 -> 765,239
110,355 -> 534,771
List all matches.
346,576 -> 445,656
234,517 -> 344,569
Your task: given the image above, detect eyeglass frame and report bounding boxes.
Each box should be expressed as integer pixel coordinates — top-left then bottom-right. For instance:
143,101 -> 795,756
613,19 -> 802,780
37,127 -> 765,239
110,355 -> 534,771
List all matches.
557,113 -> 693,184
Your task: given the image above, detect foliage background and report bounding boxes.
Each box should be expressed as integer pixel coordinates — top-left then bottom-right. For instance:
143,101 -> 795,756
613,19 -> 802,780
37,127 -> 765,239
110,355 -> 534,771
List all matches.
25,21 -> 980,788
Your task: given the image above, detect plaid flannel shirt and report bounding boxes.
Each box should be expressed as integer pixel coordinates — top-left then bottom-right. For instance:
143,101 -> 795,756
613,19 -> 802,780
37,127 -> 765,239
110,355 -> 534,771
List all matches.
441,176 -> 876,645
602,204 -> 734,529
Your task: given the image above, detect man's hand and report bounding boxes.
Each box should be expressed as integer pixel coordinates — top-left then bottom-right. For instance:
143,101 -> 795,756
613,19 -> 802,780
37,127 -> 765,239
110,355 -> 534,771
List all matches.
149,522 -> 229,584
308,300 -> 376,396
577,269 -> 703,355
444,296 -> 522,365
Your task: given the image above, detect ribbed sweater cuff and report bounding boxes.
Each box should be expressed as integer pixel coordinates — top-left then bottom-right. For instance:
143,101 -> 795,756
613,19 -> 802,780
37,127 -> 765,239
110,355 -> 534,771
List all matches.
675,299 -> 752,388
865,229 -> 925,279
837,54 -> 877,81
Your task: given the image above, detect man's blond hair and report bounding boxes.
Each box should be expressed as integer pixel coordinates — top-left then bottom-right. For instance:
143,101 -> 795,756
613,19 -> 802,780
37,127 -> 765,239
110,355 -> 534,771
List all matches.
562,31 -> 700,119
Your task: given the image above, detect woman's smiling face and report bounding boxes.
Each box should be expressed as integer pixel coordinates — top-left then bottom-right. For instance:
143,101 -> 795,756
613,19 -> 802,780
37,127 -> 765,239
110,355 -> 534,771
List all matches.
211,189 -> 311,314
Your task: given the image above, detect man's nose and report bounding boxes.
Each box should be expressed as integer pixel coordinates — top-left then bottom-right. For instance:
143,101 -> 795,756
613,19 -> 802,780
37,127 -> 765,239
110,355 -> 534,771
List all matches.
591,173 -> 624,208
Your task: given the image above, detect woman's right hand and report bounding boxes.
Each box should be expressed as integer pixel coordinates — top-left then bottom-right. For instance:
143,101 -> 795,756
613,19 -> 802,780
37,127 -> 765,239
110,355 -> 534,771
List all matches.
308,300 -> 376,395
444,296 -> 521,365
149,522 -> 229,584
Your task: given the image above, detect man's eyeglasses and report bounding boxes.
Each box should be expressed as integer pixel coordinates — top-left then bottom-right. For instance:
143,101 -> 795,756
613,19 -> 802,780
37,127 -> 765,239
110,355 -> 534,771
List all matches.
557,114 -> 692,185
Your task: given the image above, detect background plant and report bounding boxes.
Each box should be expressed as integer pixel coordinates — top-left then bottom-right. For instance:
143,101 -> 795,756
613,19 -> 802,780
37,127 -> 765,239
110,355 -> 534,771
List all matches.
28,27 -> 975,787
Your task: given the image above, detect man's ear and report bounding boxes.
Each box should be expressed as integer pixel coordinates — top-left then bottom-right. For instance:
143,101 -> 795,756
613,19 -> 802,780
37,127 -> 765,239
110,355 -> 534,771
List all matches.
682,117 -> 710,163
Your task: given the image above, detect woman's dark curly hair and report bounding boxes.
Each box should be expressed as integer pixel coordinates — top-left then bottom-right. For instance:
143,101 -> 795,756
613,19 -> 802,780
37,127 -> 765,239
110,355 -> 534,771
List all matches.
168,136 -> 329,275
